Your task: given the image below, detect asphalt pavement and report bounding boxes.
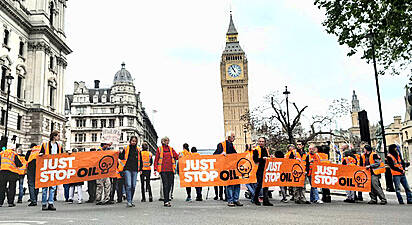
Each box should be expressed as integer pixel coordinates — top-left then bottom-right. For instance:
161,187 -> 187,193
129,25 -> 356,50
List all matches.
0,178 -> 411,225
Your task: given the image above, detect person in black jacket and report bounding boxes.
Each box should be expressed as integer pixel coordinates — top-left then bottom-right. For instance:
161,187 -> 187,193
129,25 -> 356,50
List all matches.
214,131 -> 242,207
252,137 -> 273,206
25,143 -> 39,206
387,144 -> 412,204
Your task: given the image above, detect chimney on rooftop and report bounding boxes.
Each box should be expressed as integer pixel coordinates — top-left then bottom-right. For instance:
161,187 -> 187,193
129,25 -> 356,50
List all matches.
94,80 -> 100,89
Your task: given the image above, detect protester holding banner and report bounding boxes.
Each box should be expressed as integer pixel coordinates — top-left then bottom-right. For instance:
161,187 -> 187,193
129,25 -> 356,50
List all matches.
86,148 -> 97,203
252,137 -> 273,206
360,145 -> 387,205
96,143 -> 113,205
16,148 -> 27,204
140,142 -> 153,202
39,130 -> 63,211
317,145 -> 331,203
25,143 -> 40,206
181,143 -> 193,202
387,144 -> 412,204
0,146 -> 23,207
342,150 -> 357,203
191,147 -> 203,201
119,136 -> 143,207
285,143 -> 308,204
154,137 -> 178,207
305,145 -> 323,204
274,150 -> 289,203
214,131 -> 243,207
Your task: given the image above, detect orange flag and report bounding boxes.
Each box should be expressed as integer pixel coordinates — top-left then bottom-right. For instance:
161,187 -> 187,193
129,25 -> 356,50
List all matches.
310,163 -> 371,192
179,152 -> 257,187
262,158 -> 306,187
35,150 -> 118,188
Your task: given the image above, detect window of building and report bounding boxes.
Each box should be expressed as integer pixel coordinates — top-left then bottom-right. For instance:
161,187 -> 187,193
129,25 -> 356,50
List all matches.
128,107 -> 133,114
75,133 -> 86,143
49,56 -> 54,69
128,118 -> 134,127
92,119 -> 98,128
119,117 -> 123,126
77,107 -> 85,115
120,133 -> 123,141
49,85 -> 55,107
110,108 -> 115,113
92,133 -> 97,142
17,76 -> 23,99
51,121 -> 55,131
119,106 -> 124,114
3,29 -> 9,46
19,41 -> 24,56
49,2 -> 54,26
109,119 -> 115,128
0,109 -> 5,126
76,119 -> 86,127
101,119 -> 106,128
1,67 -> 6,92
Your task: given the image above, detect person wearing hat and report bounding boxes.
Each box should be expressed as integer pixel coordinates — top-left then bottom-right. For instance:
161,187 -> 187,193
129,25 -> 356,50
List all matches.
360,145 -> 387,205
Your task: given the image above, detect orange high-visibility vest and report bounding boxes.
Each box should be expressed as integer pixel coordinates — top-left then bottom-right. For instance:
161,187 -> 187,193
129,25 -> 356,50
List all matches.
42,142 -> 62,155
254,145 -> 269,159
221,141 -> 227,154
387,154 -> 403,176
354,154 -> 361,166
0,149 -> 19,174
192,152 -> 200,156
318,153 -> 330,163
141,151 -> 152,171
343,156 -> 357,166
307,153 -> 321,176
180,149 -> 191,157
17,155 -> 27,175
27,146 -> 41,163
118,145 -> 141,172
157,146 -> 176,173
361,152 -> 385,175
285,149 -> 302,161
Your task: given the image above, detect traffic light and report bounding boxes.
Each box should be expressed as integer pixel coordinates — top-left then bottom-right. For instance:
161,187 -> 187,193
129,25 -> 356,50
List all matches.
358,110 -> 371,145
0,136 -> 7,151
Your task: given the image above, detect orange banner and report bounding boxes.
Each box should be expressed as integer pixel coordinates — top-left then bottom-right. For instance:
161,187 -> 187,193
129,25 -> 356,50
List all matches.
262,158 -> 306,187
35,151 -> 118,188
310,163 -> 371,192
179,153 -> 257,187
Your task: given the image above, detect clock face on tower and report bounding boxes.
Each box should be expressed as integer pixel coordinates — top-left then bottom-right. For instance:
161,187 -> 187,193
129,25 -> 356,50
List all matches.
228,64 -> 242,78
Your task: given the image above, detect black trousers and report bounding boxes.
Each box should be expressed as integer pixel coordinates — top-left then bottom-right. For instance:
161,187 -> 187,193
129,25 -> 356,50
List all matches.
160,172 -> 174,203
88,180 -> 97,201
186,187 -> 202,199
109,177 -> 125,202
253,169 -> 269,202
140,170 -> 152,200
214,186 -> 226,199
0,171 -> 18,205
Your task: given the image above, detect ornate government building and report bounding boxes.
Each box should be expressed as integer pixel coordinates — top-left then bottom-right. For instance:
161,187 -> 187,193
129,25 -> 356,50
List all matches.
0,0 -> 71,149
65,63 -> 158,153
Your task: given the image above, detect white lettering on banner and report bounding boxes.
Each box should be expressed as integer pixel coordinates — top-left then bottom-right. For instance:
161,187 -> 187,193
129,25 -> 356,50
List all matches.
264,162 -> 283,183
183,159 -> 218,182
313,165 -> 339,185
39,157 -> 76,182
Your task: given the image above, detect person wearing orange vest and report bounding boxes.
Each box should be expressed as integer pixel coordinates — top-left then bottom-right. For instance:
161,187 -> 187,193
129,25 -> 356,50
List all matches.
154,136 -> 179,207
95,143 -> 113,206
342,150 -> 357,203
360,145 -> 387,205
191,147 -> 203,201
286,143 -> 308,204
305,144 -> 323,204
317,145 -> 331,203
16,148 -> 27,204
39,130 -> 63,211
245,144 -> 260,203
252,137 -> 273,206
25,143 -> 40,206
0,146 -> 23,207
386,144 -> 412,204
119,136 -> 143,207
180,143 -> 193,202
140,142 -> 153,202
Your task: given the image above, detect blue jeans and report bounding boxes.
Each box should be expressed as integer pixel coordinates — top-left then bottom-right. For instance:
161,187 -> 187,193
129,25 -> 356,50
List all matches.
27,171 -> 38,203
124,170 -> 138,203
308,176 -> 319,202
42,186 -> 56,205
393,175 -> 412,203
226,184 -> 240,203
18,176 -> 24,201
63,184 -> 70,201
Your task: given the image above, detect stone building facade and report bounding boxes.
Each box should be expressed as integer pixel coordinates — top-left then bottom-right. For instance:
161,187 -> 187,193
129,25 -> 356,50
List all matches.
220,13 -> 251,152
0,0 -> 71,150
65,63 -> 158,153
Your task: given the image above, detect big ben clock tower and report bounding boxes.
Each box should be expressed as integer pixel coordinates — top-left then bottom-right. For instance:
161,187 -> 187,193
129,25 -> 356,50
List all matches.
220,12 -> 251,152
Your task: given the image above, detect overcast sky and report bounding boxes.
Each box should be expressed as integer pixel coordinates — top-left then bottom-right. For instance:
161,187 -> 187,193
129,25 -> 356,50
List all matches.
64,0 -> 408,150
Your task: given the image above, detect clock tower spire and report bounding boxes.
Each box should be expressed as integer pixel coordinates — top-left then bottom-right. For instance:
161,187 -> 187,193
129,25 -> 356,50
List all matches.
220,12 -> 251,152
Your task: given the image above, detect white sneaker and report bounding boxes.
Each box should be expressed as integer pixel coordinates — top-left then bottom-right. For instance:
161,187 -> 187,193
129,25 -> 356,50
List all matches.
315,200 -> 323,204
77,200 -> 82,204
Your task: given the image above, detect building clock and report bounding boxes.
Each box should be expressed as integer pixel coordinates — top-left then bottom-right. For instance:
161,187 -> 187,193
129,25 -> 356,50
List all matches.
228,64 -> 241,78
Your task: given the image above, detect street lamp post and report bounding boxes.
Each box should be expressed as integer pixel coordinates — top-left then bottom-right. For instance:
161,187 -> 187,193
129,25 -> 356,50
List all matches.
2,74 -> 14,148
243,125 -> 247,146
370,31 -> 395,192
283,86 -> 292,143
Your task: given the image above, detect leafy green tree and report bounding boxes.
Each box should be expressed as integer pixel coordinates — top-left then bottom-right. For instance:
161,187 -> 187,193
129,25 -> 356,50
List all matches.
314,0 -> 412,75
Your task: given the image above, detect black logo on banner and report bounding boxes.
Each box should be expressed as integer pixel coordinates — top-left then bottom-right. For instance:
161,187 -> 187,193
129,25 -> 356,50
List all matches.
353,170 -> 368,188
291,164 -> 304,182
236,158 -> 253,178
99,155 -> 115,174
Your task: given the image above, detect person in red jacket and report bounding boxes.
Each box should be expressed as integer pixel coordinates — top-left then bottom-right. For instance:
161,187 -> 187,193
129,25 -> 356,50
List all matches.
154,137 -> 179,207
